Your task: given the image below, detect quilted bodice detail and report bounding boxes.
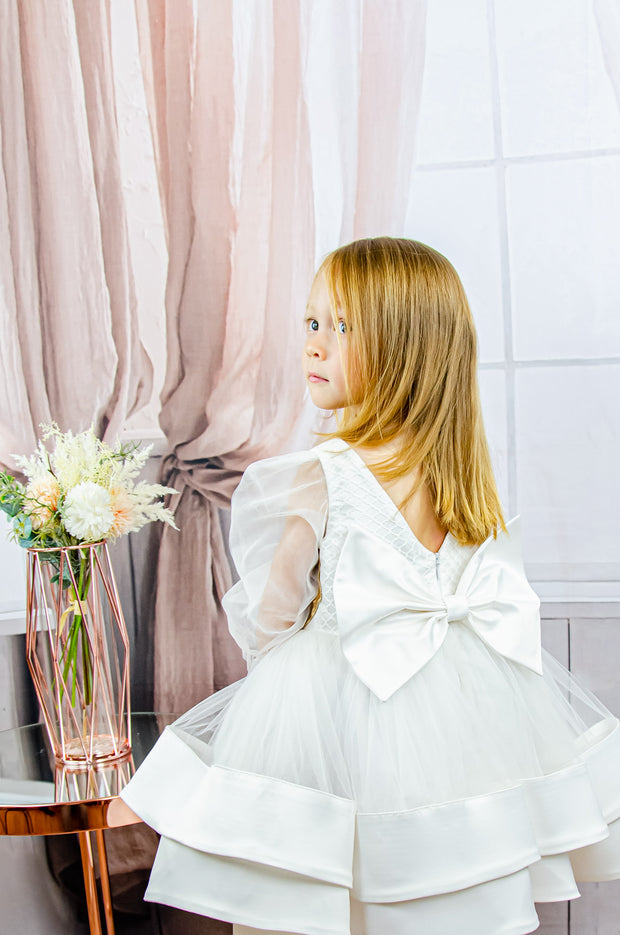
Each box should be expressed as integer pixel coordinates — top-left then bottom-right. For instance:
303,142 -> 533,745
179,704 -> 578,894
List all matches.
307,440 -> 476,634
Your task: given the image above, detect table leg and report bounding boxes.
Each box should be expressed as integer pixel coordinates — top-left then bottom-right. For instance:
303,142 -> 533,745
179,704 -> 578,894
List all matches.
95,829 -> 115,935
79,831 -> 103,935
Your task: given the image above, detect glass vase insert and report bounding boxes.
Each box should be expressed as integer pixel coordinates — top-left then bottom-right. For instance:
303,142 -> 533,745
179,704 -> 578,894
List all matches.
26,542 -> 131,766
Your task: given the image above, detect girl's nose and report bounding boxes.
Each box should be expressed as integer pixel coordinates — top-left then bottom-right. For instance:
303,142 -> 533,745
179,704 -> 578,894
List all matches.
305,337 -> 326,359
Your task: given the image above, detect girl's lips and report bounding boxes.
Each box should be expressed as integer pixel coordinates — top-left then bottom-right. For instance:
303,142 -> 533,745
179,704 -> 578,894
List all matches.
308,374 -> 328,383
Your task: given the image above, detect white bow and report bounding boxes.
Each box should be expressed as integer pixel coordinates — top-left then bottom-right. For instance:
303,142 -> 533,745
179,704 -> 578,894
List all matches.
333,518 -> 542,701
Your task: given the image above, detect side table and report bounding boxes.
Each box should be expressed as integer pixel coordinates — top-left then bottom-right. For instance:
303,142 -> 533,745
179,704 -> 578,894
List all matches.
0,712 -> 176,935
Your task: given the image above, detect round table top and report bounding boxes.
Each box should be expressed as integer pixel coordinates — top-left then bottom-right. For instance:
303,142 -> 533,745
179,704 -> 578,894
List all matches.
0,712 -> 176,836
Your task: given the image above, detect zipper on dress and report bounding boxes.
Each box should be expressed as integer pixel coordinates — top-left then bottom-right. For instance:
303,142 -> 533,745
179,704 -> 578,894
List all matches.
435,553 -> 440,582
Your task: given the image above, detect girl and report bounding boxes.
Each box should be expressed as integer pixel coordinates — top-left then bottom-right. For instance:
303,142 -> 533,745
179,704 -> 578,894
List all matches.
120,238 -> 620,935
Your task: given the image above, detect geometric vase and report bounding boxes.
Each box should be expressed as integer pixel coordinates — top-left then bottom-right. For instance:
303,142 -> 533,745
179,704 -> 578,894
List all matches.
26,542 -> 131,766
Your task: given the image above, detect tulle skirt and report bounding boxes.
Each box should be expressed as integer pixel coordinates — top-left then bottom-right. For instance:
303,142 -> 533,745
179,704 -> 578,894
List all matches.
121,624 -> 620,935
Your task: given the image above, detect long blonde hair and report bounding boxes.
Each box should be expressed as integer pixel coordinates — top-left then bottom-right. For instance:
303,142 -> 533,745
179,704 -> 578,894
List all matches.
321,237 -> 505,546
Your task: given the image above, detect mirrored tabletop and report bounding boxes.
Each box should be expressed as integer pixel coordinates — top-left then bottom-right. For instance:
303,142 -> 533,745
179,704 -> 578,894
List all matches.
0,712 -> 176,835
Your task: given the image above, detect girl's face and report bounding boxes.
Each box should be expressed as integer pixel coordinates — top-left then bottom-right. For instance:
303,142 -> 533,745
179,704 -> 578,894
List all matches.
302,271 -> 351,410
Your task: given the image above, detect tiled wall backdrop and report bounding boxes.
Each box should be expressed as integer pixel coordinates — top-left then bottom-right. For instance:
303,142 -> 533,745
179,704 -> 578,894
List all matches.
407,3 -> 620,929
407,0 -> 620,576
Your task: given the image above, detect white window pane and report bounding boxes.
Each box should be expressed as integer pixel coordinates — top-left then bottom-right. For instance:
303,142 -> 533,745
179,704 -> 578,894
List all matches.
515,365 -> 620,565
507,156 -> 620,360
417,0 -> 494,164
407,167 -> 505,363
495,0 -> 620,156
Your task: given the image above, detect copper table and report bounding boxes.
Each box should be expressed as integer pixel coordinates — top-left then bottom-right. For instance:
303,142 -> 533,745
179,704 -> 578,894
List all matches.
0,713 -> 176,935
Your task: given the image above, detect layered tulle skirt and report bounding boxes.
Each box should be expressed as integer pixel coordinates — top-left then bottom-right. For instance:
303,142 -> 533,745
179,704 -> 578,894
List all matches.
121,623 -> 620,935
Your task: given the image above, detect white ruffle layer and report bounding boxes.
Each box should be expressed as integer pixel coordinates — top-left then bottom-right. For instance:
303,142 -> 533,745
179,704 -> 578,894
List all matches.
148,842 -> 539,935
122,714 -> 620,935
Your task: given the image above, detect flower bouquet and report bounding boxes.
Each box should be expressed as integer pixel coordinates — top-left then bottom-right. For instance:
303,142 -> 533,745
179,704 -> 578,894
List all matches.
0,424 -> 176,765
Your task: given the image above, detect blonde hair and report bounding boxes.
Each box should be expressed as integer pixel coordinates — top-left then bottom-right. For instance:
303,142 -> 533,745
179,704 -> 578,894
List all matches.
321,237 -> 505,546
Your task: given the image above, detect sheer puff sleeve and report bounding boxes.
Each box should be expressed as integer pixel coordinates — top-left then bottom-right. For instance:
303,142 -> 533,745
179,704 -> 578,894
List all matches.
222,449 -> 328,668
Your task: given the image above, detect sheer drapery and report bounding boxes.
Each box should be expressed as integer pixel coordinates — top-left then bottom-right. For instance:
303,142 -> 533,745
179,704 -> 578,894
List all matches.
354,1 -> 428,236
136,0 -> 317,711
136,0 -> 427,712
0,0 -> 152,465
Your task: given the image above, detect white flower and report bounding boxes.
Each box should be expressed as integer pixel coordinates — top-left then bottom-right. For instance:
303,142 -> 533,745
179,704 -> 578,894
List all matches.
62,482 -> 114,542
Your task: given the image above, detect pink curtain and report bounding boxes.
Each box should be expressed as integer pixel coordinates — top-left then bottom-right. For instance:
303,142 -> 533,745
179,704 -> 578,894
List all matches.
354,2 -> 427,235
0,0 -> 152,465
136,0 -> 427,712
136,0 -> 315,711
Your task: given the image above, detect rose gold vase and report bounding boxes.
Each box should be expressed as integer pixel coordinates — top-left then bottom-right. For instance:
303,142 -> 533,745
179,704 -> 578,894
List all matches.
26,542 -> 131,766
54,753 -> 135,802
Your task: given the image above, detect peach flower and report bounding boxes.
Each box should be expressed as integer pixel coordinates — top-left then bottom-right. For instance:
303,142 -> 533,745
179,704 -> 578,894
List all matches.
109,485 -> 135,539
25,474 -> 61,530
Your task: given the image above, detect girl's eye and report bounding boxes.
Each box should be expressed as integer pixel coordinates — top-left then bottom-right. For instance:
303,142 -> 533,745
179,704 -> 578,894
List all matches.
306,319 -> 319,332
338,320 -> 347,334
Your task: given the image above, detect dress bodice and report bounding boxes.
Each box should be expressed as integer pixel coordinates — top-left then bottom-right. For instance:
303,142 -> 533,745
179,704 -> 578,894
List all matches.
309,440 -> 476,635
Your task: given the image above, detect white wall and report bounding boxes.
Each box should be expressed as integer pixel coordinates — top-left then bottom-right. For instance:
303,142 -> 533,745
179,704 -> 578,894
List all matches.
407,5 -> 620,929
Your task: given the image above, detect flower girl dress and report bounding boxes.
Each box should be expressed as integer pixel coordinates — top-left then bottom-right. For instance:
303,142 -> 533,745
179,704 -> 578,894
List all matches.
121,440 -> 620,935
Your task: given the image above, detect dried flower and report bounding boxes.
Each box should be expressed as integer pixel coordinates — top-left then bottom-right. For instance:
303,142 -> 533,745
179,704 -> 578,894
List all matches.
1,424 -> 177,549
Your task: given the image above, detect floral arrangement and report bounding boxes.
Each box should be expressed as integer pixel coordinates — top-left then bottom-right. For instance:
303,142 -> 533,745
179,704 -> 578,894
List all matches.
0,425 -> 177,708
0,423 -> 176,548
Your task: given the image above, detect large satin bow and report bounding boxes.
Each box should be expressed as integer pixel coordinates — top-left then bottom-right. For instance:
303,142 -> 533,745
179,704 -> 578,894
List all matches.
333,518 -> 542,701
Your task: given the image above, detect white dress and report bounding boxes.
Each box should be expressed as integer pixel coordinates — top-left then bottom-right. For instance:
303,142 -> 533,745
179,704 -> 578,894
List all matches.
121,439 -> 620,935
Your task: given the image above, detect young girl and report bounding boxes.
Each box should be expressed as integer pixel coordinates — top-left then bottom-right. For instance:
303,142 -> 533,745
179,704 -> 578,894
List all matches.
120,238 -> 620,935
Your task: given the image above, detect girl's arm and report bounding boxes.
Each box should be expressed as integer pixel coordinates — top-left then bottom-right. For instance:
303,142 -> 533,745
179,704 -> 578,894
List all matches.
223,452 -> 327,667
255,508 -> 320,650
